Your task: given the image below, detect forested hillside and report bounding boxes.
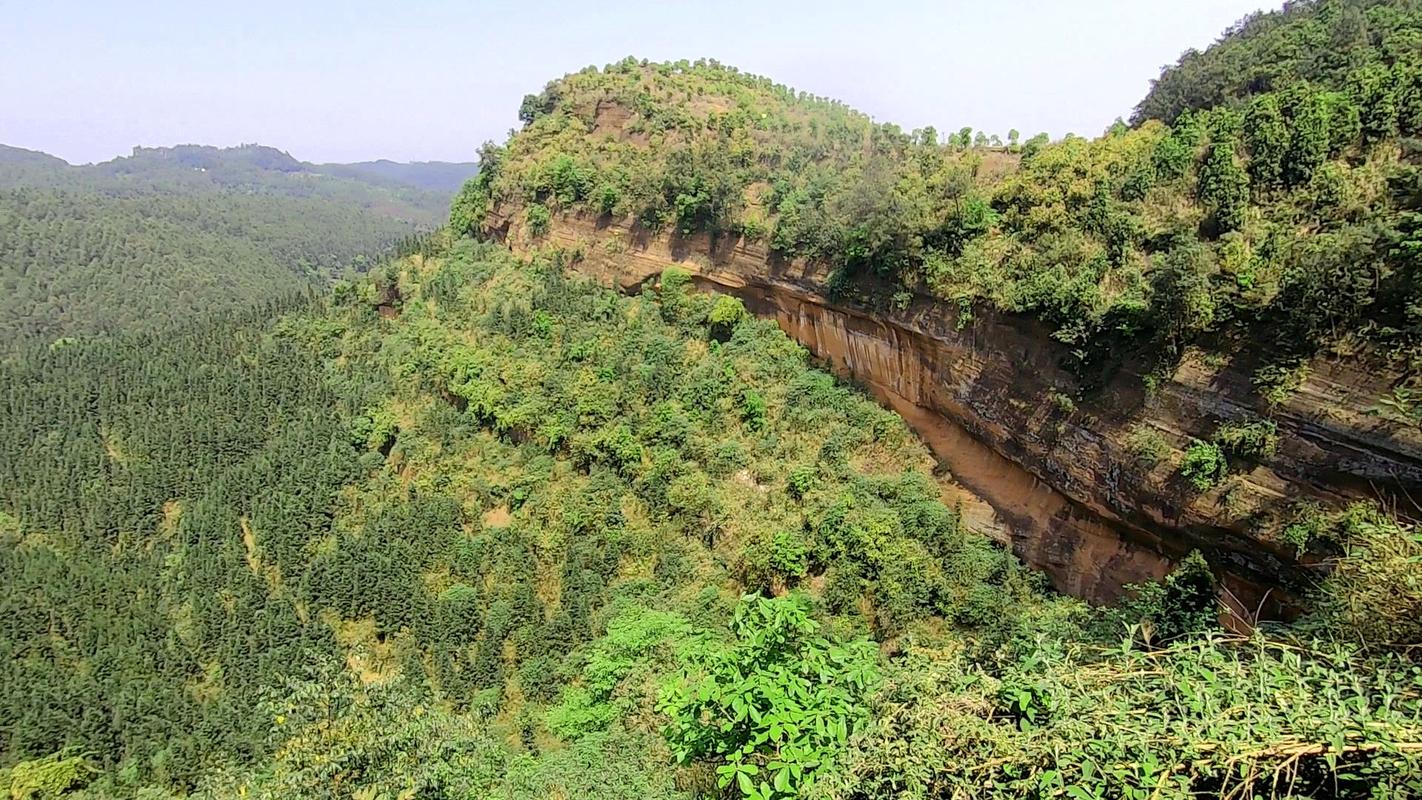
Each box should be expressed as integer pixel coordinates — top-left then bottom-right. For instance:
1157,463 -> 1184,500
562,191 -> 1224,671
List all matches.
315,159 -> 483,192
0,144 -> 476,351
5,2 -> 1422,799
1133,0 -> 1422,124
2,235 -> 1419,799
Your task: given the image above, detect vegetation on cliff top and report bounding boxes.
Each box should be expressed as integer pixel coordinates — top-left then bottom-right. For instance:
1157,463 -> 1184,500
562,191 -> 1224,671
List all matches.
459,4 -> 1422,388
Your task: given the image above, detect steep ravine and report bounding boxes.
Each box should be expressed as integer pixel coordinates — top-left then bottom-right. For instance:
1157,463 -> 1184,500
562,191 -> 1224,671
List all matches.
489,207 -> 1422,621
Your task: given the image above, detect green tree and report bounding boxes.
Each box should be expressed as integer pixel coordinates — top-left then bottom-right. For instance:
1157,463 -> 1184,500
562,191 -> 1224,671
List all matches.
1196,134 -> 1248,234
1243,94 -> 1287,191
1353,64 -> 1398,143
1283,90 -> 1329,188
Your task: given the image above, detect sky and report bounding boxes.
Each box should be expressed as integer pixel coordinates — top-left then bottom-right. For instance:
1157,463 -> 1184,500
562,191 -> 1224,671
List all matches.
1,0 -> 1277,165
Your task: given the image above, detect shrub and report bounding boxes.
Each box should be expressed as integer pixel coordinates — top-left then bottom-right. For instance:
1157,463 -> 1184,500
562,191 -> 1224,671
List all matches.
872,539 -> 942,633
594,183 -> 621,215
1125,424 -> 1170,466
526,203 -> 552,237
1178,439 -> 1227,491
545,686 -> 616,740
657,268 -> 700,324
822,564 -> 865,615
1213,419 -> 1279,461
1197,135 -> 1249,234
548,607 -> 691,740
449,177 -> 492,236
786,464 -> 817,500
742,530 -> 810,591
1047,390 -> 1076,416
570,424 -> 642,473
1115,550 -> 1219,644
1306,505 -> 1422,647
666,471 -> 724,543
1281,501 -> 1328,555
707,294 -> 750,341
739,389 -> 767,431
2,755 -> 95,799
659,595 -> 879,800
1253,360 -> 1309,405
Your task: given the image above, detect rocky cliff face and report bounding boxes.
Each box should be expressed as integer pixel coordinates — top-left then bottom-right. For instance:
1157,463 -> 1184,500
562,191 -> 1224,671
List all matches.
488,206 -> 1422,622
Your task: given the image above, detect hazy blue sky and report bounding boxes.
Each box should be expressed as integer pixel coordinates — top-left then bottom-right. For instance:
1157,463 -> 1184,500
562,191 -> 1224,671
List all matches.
2,0 -> 1276,165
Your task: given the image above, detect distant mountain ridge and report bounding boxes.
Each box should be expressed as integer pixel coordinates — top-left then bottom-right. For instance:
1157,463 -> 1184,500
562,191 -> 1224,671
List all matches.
0,142 -> 478,351
0,144 -> 67,167
0,142 -> 478,202
315,158 -> 481,192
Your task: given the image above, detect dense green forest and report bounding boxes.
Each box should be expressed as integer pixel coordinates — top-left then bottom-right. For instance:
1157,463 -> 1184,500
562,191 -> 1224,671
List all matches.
5,1 -> 1422,798
2,237 -> 1420,799
0,144 -> 476,351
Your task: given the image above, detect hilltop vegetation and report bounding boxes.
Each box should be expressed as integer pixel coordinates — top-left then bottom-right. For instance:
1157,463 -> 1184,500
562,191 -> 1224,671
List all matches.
0,144 -> 476,351
0,144 -> 474,213
462,10 -> 1422,390
1133,0 -> 1422,124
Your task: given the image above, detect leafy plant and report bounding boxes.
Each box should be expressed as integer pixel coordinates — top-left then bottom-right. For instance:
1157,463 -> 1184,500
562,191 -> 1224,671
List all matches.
786,465 -> 817,500
1114,550 -> 1219,645
708,294 -> 750,341
1178,439 -> 1227,491
1124,424 -> 1170,466
1212,418 -> 1279,461
526,203 -> 552,236
1253,361 -> 1310,406
1,754 -> 95,799
1047,390 -> 1076,416
660,595 -> 879,800
1371,384 -> 1422,427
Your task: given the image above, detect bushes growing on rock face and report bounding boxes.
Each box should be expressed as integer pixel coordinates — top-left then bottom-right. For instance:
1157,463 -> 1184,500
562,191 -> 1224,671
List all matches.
525,203 -> 551,237
1179,439 -> 1228,491
1213,418 -> 1279,461
1176,418 -> 1279,491
1125,424 -> 1170,466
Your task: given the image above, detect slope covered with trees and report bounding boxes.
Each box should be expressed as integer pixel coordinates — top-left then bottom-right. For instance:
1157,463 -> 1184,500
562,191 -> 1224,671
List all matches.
0,144 -> 476,351
2,235 -> 1419,799
315,158 -> 482,192
1133,0 -> 1422,124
